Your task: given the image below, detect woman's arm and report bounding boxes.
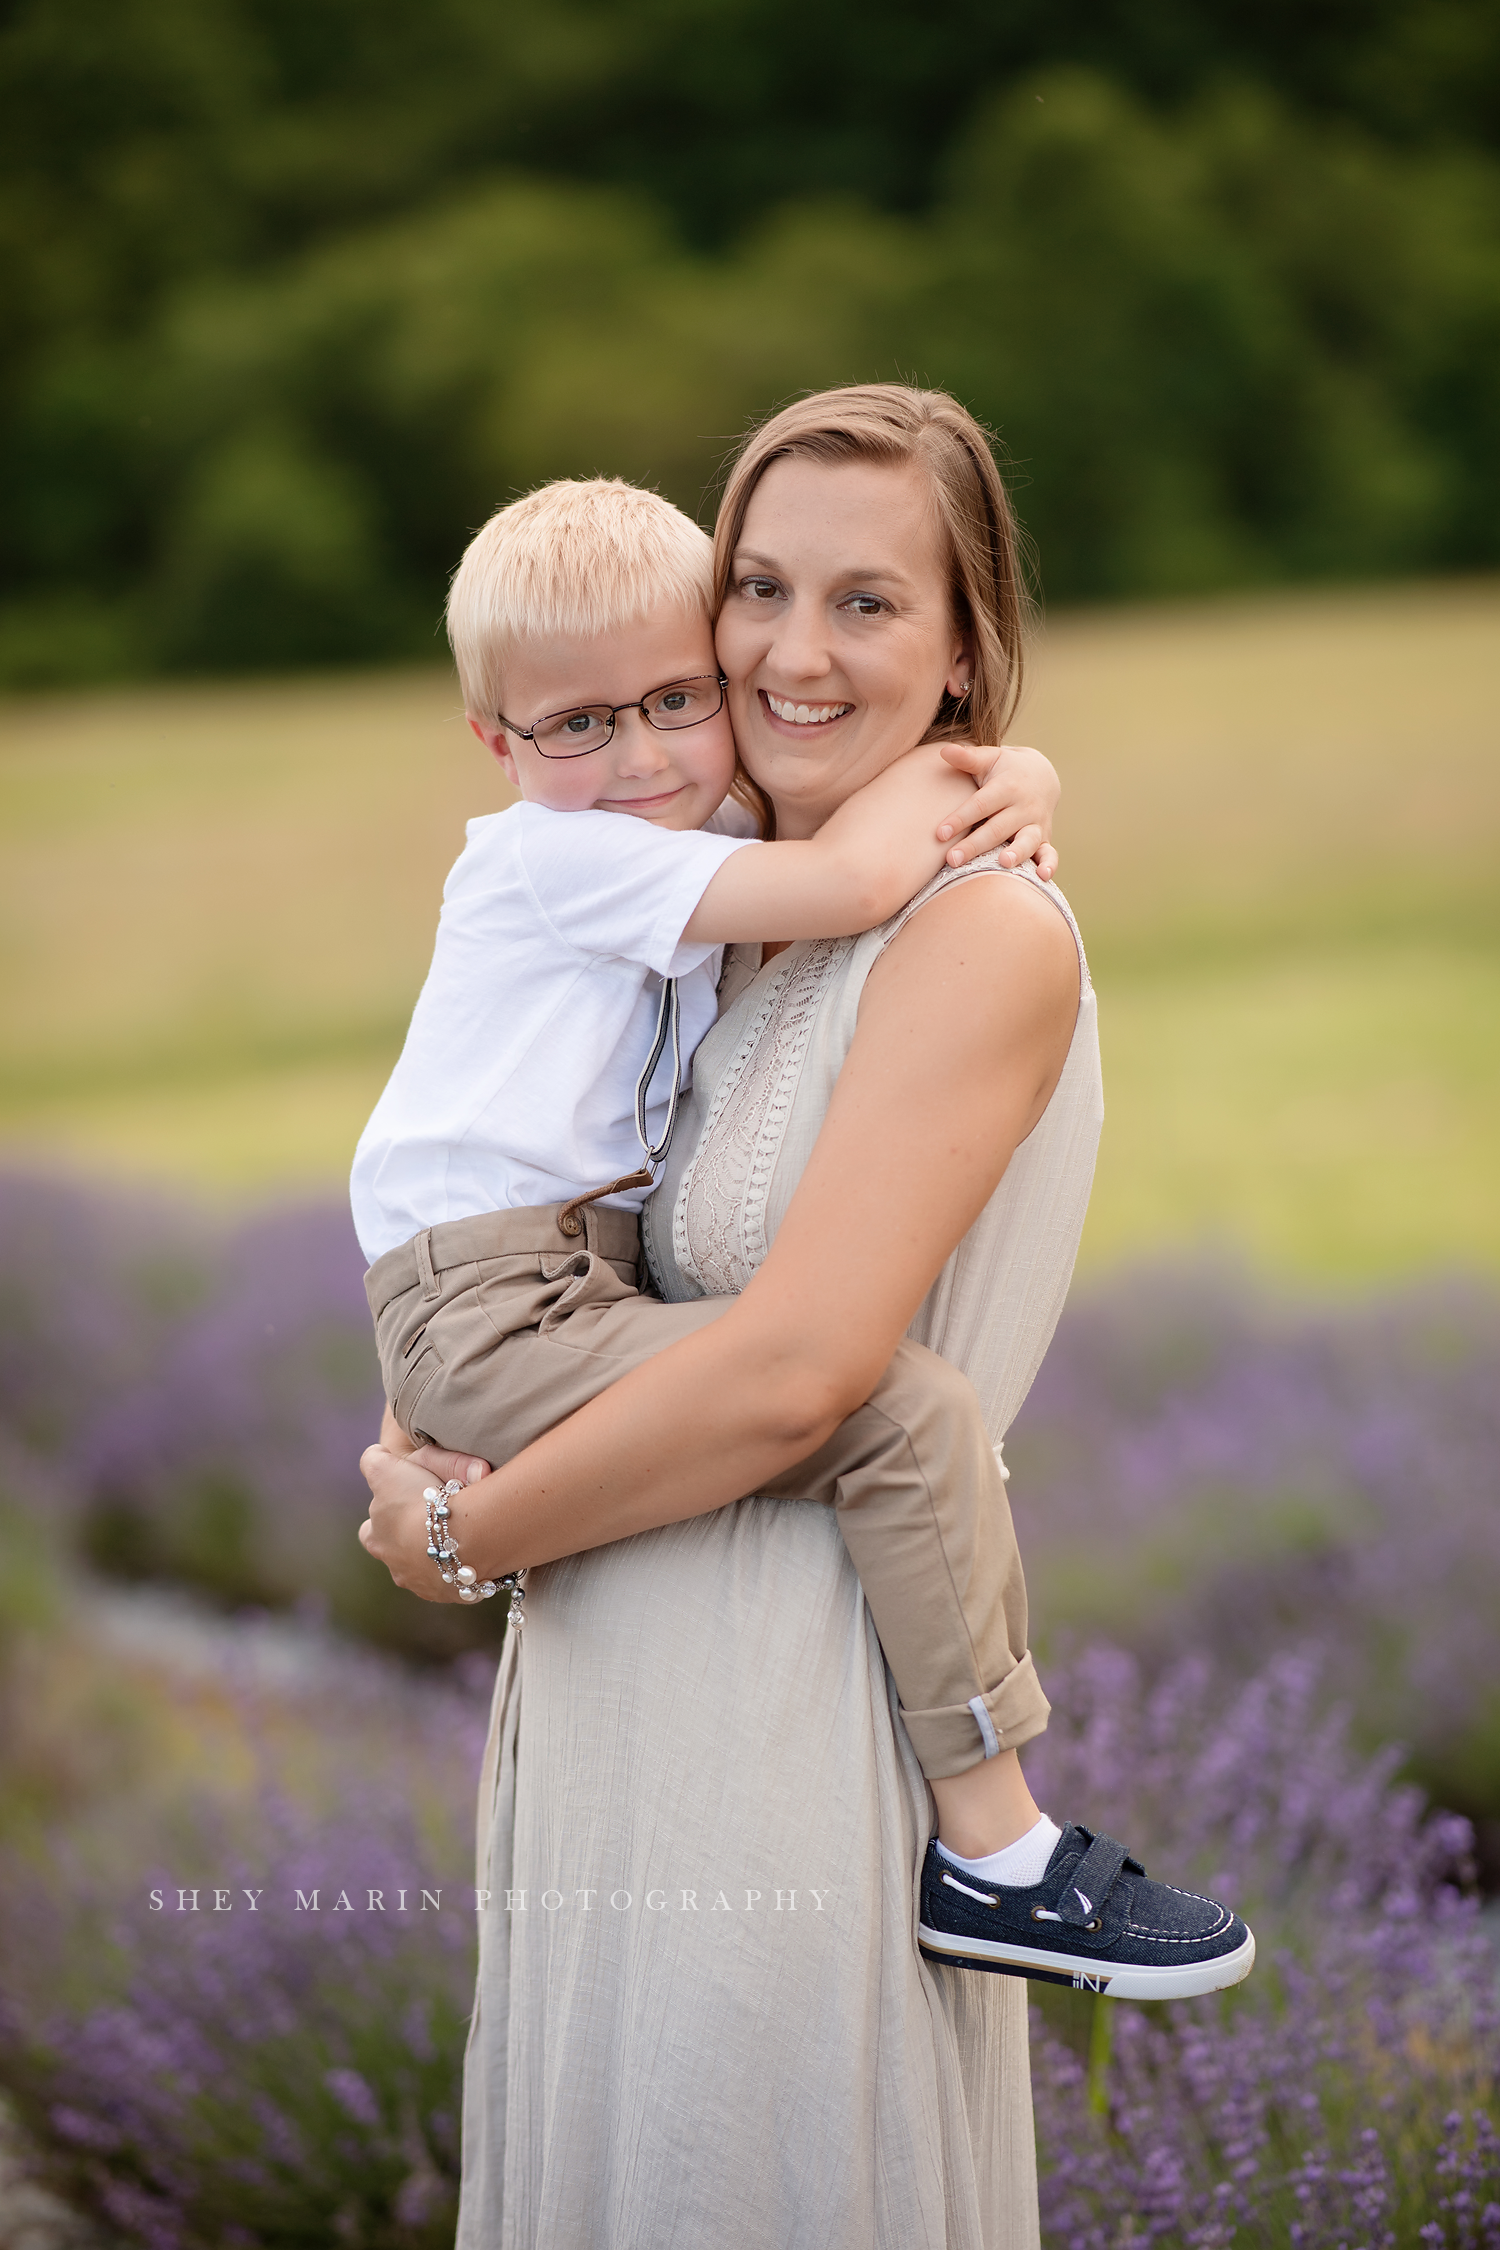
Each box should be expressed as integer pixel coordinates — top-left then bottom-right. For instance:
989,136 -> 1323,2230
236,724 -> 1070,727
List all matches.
360,874 -> 1078,1591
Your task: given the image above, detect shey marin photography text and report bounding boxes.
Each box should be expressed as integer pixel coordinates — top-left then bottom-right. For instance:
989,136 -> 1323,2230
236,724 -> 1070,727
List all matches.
147,1884 -> 836,1915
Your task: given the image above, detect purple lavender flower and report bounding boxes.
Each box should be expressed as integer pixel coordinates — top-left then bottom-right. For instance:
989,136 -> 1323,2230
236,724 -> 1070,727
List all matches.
0,1611 -> 489,2248
0,1171 -> 502,1660
324,2069 -> 382,2128
1025,1645 -> 1499,2246
1008,1259 -> 1500,1868
2,1182 -> 1498,2241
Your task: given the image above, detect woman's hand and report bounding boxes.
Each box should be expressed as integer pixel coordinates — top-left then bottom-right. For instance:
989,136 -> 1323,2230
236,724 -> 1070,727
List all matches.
379,1400 -> 417,1457
936,743 -> 1060,878
359,1441 -> 492,1602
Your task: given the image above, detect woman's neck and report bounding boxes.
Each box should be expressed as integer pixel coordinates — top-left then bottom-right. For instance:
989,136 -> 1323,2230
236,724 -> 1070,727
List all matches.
764,742 -> 918,840
766,793 -> 833,842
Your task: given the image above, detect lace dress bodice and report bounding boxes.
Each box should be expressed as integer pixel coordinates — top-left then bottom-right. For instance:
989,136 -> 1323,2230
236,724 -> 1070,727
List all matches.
655,935 -> 849,1298
645,860 -> 1103,1443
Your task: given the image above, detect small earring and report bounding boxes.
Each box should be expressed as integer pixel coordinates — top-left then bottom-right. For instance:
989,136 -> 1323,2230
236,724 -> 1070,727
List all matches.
954,679 -> 972,700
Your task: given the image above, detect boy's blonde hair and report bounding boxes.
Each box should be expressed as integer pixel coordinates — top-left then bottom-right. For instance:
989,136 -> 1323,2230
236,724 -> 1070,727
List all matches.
446,478 -> 715,718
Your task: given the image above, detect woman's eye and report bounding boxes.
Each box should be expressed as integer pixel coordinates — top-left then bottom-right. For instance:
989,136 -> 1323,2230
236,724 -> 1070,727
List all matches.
841,593 -> 885,618
739,576 -> 781,601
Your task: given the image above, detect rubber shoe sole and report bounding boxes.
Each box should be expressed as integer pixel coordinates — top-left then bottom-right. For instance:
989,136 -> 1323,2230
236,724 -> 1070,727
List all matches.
917,1920 -> 1257,1999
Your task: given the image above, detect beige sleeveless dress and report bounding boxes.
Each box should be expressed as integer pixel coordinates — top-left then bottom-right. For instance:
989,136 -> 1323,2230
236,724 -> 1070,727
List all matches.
456,862 -> 1103,2250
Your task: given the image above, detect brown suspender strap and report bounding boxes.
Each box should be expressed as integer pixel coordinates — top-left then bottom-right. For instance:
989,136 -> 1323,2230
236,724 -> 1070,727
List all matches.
557,1169 -> 655,1239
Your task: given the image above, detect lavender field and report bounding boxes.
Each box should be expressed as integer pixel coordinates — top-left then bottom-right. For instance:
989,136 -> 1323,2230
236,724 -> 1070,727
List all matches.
0,1170 -> 1497,2246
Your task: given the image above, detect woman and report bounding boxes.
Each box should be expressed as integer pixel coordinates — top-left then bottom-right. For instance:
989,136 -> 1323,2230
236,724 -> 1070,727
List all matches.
364,385 -> 1102,2247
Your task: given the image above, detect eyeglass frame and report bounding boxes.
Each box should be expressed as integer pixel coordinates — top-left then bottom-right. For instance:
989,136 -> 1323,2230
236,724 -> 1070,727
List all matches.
496,671 -> 729,759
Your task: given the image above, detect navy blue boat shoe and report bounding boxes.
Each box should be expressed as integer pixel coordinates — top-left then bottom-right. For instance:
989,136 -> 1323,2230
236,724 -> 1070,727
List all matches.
918,1823 -> 1256,2000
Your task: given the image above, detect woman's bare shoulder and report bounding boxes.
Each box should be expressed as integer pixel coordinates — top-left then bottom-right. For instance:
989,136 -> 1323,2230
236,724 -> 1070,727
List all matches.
848,868 -> 1079,1145
876,867 -> 1078,1006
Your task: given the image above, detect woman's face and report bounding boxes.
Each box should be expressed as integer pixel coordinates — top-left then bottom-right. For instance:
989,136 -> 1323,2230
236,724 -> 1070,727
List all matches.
715,455 -> 970,838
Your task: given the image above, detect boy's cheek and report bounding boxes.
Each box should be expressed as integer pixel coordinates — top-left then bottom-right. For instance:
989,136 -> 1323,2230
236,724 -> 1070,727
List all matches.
681,722 -> 738,804
507,746 -> 598,812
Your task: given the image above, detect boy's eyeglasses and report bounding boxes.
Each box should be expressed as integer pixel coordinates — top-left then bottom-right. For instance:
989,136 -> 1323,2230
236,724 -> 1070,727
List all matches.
498,673 -> 728,759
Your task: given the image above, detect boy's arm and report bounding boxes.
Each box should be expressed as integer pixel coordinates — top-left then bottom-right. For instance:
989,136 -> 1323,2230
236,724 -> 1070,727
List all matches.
683,746 -> 977,943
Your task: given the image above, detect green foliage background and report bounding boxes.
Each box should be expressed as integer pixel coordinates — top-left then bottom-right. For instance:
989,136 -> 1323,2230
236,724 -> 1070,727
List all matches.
4,0 -> 1500,685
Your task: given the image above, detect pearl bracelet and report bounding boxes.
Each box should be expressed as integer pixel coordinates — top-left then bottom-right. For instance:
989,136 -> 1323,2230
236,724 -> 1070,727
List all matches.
423,1480 -> 527,1629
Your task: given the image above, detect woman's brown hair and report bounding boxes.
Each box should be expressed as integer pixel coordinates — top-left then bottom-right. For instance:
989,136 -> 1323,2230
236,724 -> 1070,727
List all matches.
714,384 -> 1034,838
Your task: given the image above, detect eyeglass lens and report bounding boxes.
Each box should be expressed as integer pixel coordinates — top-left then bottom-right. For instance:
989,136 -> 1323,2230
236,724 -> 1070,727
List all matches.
532,676 -> 723,757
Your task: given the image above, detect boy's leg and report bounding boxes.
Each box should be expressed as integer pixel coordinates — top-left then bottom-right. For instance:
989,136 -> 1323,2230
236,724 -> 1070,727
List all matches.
761,1341 -> 1257,1997
371,1215 -> 1038,1778
759,1338 -> 1048,1782
366,1206 -> 731,1470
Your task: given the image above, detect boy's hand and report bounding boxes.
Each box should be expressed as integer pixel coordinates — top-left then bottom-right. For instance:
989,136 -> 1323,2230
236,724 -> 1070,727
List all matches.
935,744 -> 1060,880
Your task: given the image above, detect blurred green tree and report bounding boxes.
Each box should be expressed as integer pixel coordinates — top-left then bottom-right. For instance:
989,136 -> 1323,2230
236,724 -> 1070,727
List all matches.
2,0 -> 1498,679
927,75 -> 1500,592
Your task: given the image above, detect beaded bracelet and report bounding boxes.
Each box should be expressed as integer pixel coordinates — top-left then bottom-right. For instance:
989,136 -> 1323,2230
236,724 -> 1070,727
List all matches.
423,1480 -> 527,1629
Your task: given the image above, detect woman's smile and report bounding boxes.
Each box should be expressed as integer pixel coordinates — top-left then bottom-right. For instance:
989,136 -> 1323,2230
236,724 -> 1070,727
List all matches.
759,690 -> 855,731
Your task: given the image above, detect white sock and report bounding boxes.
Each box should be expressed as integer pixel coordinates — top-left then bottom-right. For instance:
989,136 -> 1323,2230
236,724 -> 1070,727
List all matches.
936,1814 -> 1062,1889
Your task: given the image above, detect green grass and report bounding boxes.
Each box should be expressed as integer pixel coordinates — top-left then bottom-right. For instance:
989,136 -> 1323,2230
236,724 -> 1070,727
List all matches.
1091,943 -> 1500,1279
1,578 -> 1497,1281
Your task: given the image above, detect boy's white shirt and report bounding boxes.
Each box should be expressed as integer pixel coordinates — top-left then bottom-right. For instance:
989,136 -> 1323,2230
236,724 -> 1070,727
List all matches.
350,798 -> 757,1264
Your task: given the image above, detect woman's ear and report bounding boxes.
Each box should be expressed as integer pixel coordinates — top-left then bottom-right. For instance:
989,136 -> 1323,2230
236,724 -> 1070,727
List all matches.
469,714 -> 520,787
944,631 -> 975,702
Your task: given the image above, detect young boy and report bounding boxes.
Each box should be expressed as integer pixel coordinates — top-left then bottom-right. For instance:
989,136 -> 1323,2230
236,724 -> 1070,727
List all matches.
353,478 -> 1255,1998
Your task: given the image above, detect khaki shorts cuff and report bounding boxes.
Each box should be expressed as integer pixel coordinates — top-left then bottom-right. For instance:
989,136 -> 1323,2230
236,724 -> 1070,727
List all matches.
899,1653 -> 1051,1780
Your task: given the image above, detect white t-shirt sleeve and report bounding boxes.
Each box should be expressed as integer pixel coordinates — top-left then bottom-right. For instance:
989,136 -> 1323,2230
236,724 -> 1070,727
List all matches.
516,805 -> 755,976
